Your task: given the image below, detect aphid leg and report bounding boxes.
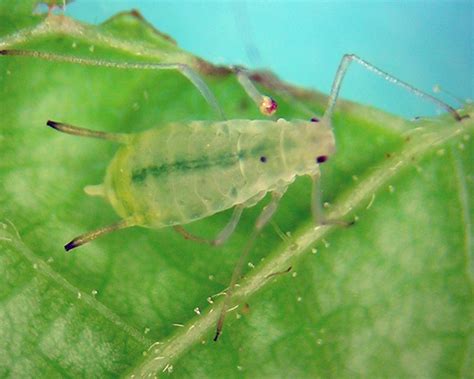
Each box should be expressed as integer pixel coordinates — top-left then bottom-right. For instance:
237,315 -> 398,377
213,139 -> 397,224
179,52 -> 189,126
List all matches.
47,120 -> 130,143
311,173 -> 324,226
0,49 -> 225,120
311,174 -> 352,227
234,67 -> 278,116
214,188 -> 287,341
322,54 -> 466,124
64,217 -> 138,252
172,225 -> 207,244
265,266 -> 292,279
173,205 -> 244,246
173,191 -> 265,246
433,84 -> 472,108
212,205 -> 245,246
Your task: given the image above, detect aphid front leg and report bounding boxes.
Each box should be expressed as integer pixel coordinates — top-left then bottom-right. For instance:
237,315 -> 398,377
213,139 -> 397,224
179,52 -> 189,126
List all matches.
323,54 -> 466,124
214,187 -> 287,341
173,204 -> 245,246
234,67 -> 278,116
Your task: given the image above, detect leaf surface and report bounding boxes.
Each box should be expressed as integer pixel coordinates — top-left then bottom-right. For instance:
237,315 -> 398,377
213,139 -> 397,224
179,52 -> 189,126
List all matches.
0,3 -> 472,378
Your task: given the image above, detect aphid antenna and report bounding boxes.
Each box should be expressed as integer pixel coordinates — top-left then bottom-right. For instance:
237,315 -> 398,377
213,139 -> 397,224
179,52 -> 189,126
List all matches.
433,83 -> 472,108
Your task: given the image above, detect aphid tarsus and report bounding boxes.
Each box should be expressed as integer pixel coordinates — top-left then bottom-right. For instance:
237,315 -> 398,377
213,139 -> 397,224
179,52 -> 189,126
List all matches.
0,48 -> 466,341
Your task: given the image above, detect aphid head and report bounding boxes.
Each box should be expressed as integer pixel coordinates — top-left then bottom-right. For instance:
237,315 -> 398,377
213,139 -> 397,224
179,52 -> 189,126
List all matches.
297,118 -> 336,174
272,118 -> 335,176
310,117 -> 330,165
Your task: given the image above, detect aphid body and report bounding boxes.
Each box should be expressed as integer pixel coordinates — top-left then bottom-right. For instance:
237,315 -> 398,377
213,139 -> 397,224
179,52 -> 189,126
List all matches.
100,119 -> 333,228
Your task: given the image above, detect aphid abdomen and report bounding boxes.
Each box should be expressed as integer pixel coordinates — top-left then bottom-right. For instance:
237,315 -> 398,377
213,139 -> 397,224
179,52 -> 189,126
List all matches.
102,122 -> 244,227
103,121 -> 272,227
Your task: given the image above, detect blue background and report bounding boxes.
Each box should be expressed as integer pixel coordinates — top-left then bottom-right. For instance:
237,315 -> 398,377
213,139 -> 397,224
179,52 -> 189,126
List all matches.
65,1 -> 473,119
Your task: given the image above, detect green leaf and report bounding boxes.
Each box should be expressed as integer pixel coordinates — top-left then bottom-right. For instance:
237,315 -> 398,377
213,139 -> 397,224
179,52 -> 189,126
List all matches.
1,7 -> 472,378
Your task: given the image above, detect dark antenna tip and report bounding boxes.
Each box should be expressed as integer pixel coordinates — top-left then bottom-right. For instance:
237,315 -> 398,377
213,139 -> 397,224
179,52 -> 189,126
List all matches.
213,332 -> 220,342
64,240 -> 78,252
0,50 -> 8,55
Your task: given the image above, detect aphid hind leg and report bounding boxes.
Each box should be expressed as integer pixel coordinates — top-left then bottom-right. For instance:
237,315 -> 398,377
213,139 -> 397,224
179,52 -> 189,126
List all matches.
214,188 -> 287,341
173,204 -> 244,246
323,54 -> 465,124
64,217 -> 138,252
47,120 -> 130,143
234,67 -> 278,116
0,49 -> 225,120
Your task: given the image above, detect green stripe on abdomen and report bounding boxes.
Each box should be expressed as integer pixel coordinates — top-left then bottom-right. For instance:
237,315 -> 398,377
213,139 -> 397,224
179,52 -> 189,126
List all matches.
131,151 -> 246,184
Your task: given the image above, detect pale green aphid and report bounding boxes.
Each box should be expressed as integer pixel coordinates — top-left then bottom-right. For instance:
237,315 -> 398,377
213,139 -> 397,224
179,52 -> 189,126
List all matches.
0,49 -> 464,340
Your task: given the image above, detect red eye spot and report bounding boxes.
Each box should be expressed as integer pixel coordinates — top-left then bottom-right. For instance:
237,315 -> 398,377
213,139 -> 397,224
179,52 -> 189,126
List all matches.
310,117 -> 319,123
316,155 -> 327,163
260,156 -> 267,163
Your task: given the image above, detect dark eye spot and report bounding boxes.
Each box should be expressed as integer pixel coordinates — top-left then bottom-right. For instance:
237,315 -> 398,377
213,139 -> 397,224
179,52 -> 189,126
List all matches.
310,117 -> 320,123
316,155 -> 327,164
260,156 -> 267,163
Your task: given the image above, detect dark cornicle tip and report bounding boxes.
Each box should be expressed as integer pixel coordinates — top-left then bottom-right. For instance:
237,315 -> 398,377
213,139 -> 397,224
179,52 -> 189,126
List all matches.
0,50 -> 8,55
47,120 -> 59,129
64,240 -> 77,252
310,117 -> 320,123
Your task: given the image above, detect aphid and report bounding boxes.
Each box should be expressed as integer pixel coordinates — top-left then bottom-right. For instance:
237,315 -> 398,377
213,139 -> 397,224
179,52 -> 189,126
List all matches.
0,49 -> 466,341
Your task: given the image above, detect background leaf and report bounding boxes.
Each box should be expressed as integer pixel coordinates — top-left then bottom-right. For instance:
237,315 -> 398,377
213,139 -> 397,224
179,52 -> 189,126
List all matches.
0,4 -> 472,378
